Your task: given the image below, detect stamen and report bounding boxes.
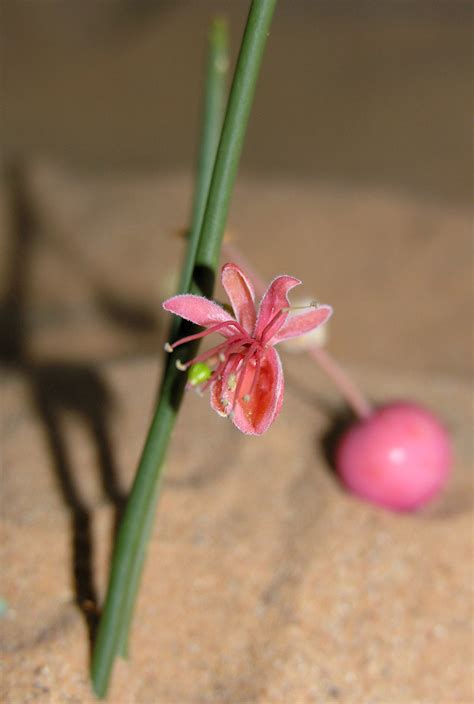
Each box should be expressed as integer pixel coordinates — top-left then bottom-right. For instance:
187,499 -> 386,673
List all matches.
168,319 -> 246,350
281,300 -> 320,312
232,343 -> 258,410
248,354 -> 261,398
227,373 -> 237,391
201,351 -> 240,395
173,335 -> 247,376
260,301 -> 320,345
260,309 -> 288,344
218,353 -> 240,394
182,340 -> 230,369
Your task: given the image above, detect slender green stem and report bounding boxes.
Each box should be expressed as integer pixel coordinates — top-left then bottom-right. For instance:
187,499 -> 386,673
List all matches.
114,463 -> 160,660
117,18 -> 229,660
178,19 -> 229,296
91,1 -> 277,697
193,0 -> 277,282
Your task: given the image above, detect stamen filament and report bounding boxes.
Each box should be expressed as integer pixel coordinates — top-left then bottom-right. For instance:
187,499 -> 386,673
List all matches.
260,308 -> 288,345
177,340 -> 232,371
248,353 -> 261,398
167,319 -> 246,350
260,301 -> 319,345
219,353 -> 240,392
232,343 -> 258,409
281,301 -> 319,312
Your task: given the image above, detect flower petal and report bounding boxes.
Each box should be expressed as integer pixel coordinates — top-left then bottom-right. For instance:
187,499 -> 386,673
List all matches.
271,304 -> 333,344
163,294 -> 236,336
221,262 -> 256,334
254,275 -> 301,341
232,348 -> 284,435
210,356 -> 240,417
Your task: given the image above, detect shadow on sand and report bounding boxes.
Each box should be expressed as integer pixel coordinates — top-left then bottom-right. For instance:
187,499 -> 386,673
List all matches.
0,164 -> 160,653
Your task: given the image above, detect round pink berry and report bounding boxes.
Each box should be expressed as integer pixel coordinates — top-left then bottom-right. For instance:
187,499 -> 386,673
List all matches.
335,402 -> 453,511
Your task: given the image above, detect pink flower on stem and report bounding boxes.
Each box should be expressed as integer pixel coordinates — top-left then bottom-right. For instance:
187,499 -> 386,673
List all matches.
163,262 -> 332,435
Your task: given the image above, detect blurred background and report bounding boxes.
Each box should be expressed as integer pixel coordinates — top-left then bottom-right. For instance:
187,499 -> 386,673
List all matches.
3,0 -> 472,202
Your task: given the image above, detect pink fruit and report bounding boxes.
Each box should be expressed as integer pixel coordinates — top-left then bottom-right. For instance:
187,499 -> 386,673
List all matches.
335,402 -> 453,511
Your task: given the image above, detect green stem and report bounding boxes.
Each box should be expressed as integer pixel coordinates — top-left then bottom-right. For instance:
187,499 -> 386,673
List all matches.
177,17 -> 230,302
193,0 -> 277,281
91,1 -> 277,697
117,18 -> 229,660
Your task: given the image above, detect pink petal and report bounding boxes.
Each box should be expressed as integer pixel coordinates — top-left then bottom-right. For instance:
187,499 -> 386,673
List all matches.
271,305 -> 333,344
210,385 -> 230,418
210,357 -> 239,418
210,348 -> 284,435
254,275 -> 301,341
221,262 -> 256,334
163,294 -> 236,335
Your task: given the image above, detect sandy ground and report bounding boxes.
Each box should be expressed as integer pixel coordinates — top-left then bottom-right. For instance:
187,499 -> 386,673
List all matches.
1,164 -> 472,703
1,355 -> 472,704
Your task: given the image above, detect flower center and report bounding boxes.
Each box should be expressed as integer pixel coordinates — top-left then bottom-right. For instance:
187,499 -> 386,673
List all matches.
164,301 -> 319,407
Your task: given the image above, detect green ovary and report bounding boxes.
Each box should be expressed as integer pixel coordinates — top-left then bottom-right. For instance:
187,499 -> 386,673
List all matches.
188,362 -> 212,386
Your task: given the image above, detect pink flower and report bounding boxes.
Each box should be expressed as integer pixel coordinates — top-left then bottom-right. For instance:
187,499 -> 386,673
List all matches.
163,263 -> 332,435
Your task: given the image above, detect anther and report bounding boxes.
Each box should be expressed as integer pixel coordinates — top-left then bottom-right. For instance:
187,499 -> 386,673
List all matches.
176,360 -> 187,371
281,300 -> 319,313
164,342 -> 173,353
